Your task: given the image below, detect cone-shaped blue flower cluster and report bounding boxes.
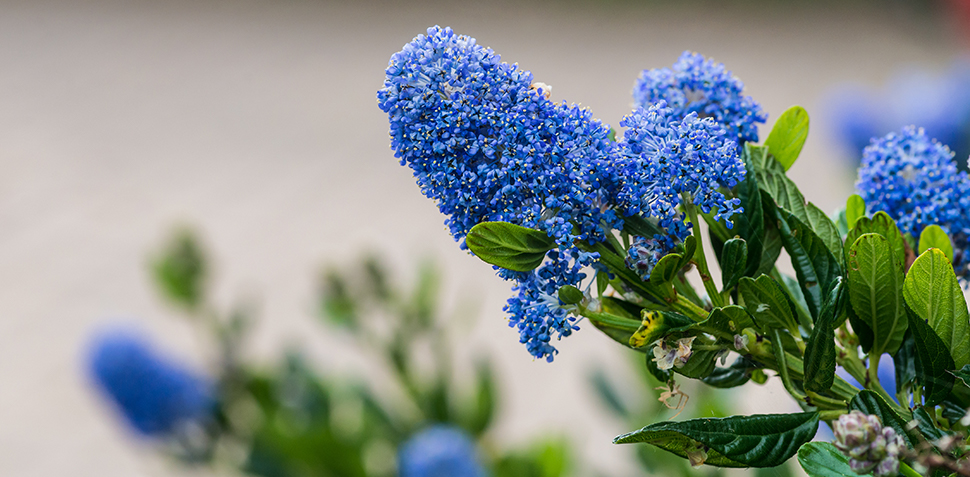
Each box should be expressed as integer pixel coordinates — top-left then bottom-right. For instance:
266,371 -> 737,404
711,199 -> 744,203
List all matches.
617,101 -> 745,244
88,328 -> 213,437
398,425 -> 485,477
856,126 -> 970,239
633,51 -> 767,146
377,26 -> 620,248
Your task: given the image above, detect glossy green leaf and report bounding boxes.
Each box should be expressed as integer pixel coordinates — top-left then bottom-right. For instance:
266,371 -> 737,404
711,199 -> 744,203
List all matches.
764,105 -> 809,171
771,204 -> 842,320
893,332 -> 916,394
847,233 -> 907,355
903,248 -> 970,368
720,238 -> 748,290
466,222 -> 554,272
757,172 -> 842,263
952,364 -> 970,387
844,212 -> 906,271
804,277 -> 844,393
918,225 -> 954,262
557,285 -> 584,305
756,227 -> 783,277
798,442 -> 873,477
614,412 -> 819,468
704,305 -> 757,334
702,356 -> 757,389
739,275 -> 799,333
675,348 -> 719,379
651,253 -> 684,285
912,406 -> 946,442
848,390 -> 914,448
736,148 -> 765,277
845,194 -> 865,231
905,304 -> 956,406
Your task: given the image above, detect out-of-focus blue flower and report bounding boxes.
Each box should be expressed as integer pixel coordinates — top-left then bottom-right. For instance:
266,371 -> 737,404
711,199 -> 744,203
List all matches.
633,51 -> 767,146
377,26 -> 621,248
835,357 -> 898,404
827,60 -> 970,165
856,126 -> 970,240
626,235 -> 670,280
88,328 -> 213,437
617,101 -> 746,244
398,425 -> 485,477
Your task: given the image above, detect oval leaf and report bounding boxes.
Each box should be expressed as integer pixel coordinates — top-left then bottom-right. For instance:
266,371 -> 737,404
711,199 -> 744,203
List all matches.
844,211 -> 906,272
614,412 -> 820,468
466,221 -> 554,272
720,238 -> 748,291
905,304 -> 956,406
764,105 -> 809,171
846,194 -> 865,231
847,233 -> 907,355
770,202 -> 842,320
803,277 -> 844,393
918,225 -> 954,263
903,248 -> 970,368
739,275 -> 799,333
798,442 -> 873,477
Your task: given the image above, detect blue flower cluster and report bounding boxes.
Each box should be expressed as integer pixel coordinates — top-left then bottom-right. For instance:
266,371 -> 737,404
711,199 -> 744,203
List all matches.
398,425 -> 485,477
626,236 -> 670,280
380,28 -> 753,361
856,126 -> 970,240
377,26 -> 620,248
617,101 -> 746,243
633,51 -> 767,146
827,61 -> 970,164
88,328 -> 213,437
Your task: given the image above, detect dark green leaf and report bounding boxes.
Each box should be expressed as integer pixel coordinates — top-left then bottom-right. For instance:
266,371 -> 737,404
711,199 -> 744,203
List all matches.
912,406 -> 947,442
906,304 -> 956,406
704,305 -> 757,334
848,304 -> 874,354
644,349 -> 672,383
764,105 -> 809,171
623,213 -> 665,239
557,285 -> 584,305
798,442 -> 873,477
804,277 -> 844,393
739,274 -> 799,333
701,356 -> 757,389
847,233 -> 907,355
757,173 -> 842,264
735,149 -> 765,278
614,412 -> 820,468
676,348 -> 719,379
720,238 -> 748,290
952,364 -> 970,387
846,194 -> 865,231
844,212 -> 906,272
651,253 -> 685,285
757,226 -> 783,277
918,224 -> 954,262
904,248 -> 970,368
466,222 -> 555,272
848,390 -> 914,448
894,332 -> 916,394
771,201 -> 842,320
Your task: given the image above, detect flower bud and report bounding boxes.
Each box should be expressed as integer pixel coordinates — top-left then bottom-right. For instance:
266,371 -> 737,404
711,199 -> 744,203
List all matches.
833,411 -> 904,477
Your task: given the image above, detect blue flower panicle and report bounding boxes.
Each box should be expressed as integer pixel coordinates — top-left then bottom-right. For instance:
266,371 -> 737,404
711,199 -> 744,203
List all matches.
87,328 -> 214,437
856,126 -> 970,239
633,51 -> 767,146
617,101 -> 746,243
398,425 -> 486,477
377,26 -> 621,248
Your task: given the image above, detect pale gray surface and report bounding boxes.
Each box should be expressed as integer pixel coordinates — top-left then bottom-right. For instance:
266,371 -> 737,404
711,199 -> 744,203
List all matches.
0,0 -> 962,475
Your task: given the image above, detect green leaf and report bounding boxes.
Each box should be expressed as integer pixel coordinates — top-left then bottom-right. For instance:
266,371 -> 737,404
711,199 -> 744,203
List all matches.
757,173 -> 842,264
629,310 -> 696,349
844,212 -> 906,271
847,233 -> 908,355
557,285 -> 584,305
614,412 -> 819,468
466,222 -> 555,272
651,253 -> 685,285
623,213 -> 665,239
912,406 -> 947,442
735,149 -> 765,277
848,390 -> 914,448
905,304 -> 956,406
903,248 -> 970,368
756,226 -> 783,277
764,105 -> 809,171
798,442 -> 873,477
771,202 -> 842,320
676,348 -> 719,379
702,356 -> 757,389
918,224 -> 954,263
720,238 -> 748,290
845,194 -> 865,230
704,305 -> 757,334
952,364 -> 970,387
803,277 -> 844,393
739,275 -> 799,333
152,228 -> 207,309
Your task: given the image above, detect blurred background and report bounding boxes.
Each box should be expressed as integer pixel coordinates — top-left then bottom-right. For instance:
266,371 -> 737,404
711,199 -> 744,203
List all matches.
1,0 -> 969,475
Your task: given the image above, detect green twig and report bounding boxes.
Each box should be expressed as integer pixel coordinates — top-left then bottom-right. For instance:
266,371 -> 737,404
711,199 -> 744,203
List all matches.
683,198 -> 725,308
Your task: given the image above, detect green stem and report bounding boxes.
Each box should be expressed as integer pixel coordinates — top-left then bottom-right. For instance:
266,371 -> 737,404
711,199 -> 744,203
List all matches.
898,462 -> 922,477
818,409 -> 848,421
772,329 -> 806,401
683,198 -> 725,308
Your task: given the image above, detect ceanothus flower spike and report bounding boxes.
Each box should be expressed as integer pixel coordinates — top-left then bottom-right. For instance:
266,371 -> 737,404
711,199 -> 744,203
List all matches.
633,51 -> 767,146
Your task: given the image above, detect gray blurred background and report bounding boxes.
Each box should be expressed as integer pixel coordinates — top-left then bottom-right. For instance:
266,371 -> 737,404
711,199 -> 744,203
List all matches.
0,0 -> 966,475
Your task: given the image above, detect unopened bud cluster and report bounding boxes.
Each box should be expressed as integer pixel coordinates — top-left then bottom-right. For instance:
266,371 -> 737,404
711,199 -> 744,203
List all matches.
833,411 -> 904,477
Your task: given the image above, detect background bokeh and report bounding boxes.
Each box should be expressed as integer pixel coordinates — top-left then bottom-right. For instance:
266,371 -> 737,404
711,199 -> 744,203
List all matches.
0,0 -> 967,475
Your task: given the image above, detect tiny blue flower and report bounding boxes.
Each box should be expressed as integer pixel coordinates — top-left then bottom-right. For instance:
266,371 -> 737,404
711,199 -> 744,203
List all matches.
87,328 -> 213,437
633,51 -> 767,146
626,236 -> 670,280
856,126 -> 970,240
398,425 -> 485,477
617,101 -> 746,243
